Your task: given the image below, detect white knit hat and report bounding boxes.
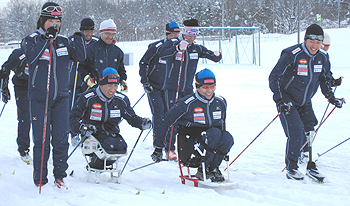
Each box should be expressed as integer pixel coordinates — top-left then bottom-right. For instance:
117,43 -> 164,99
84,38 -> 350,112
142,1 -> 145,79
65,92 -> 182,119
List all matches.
99,19 -> 117,34
323,33 -> 331,45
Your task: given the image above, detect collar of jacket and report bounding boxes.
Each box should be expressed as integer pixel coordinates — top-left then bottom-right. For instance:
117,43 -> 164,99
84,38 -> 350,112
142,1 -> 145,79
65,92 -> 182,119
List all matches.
96,86 -> 113,103
98,38 -> 111,47
195,91 -> 215,104
38,28 -> 45,35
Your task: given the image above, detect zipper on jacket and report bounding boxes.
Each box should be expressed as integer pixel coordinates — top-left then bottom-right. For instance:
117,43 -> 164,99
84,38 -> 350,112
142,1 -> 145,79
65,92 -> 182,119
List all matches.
52,46 -> 58,100
31,65 -> 39,87
301,57 -> 314,106
206,101 -> 212,127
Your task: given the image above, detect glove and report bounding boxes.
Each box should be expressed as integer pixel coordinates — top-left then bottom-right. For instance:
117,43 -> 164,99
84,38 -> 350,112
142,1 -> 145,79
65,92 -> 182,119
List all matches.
331,77 -> 343,87
120,80 -> 128,93
1,87 -> 10,103
79,123 -> 97,137
214,51 -> 220,56
84,75 -> 97,89
44,24 -> 59,40
276,99 -> 292,115
71,135 -> 81,147
178,40 -> 189,51
141,117 -> 152,130
328,96 -> 345,108
143,82 -> 153,93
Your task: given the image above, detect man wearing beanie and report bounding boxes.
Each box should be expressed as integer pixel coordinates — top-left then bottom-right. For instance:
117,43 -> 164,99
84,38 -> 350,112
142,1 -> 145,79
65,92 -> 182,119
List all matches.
269,24 -> 344,182
79,19 -> 128,93
151,19 -> 222,162
139,21 -> 180,161
23,1 -> 86,189
156,68 -> 233,182
70,67 -> 151,170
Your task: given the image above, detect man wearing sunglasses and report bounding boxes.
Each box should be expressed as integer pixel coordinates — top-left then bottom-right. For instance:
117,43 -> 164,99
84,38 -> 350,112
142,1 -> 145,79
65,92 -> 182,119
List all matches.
269,24 -> 344,181
23,1 -> 86,189
155,68 -> 234,182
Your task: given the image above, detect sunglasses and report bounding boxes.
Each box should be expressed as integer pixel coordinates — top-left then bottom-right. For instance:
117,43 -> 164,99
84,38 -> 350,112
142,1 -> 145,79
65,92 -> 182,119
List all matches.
43,6 -> 63,12
305,34 -> 324,41
201,84 -> 216,90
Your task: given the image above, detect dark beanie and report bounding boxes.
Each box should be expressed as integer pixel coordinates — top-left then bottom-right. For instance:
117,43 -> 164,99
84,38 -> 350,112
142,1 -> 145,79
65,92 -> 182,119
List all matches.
183,18 -> 199,26
99,67 -> 120,85
40,2 -> 62,20
166,21 -> 180,35
305,24 -> 323,39
80,18 -> 95,30
195,68 -> 216,88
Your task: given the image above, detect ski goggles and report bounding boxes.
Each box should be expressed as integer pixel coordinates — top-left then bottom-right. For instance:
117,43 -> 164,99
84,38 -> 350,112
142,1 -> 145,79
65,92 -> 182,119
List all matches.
182,26 -> 199,36
305,34 -> 324,41
42,6 -> 63,13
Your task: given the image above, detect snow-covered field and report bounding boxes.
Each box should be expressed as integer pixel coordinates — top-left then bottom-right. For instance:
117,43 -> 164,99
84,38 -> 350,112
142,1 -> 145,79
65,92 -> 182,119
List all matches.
0,28 -> 350,206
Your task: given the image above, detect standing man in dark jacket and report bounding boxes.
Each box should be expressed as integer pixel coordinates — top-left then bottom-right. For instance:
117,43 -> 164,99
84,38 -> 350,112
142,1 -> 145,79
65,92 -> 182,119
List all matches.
156,68 -> 233,182
0,48 -> 32,164
152,19 -> 222,162
23,1 -> 86,188
139,21 -> 180,161
79,19 -> 128,93
269,24 -> 344,181
70,67 -> 151,169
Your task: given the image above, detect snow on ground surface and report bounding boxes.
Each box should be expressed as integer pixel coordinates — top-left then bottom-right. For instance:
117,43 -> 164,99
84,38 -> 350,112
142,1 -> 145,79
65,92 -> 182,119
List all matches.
0,28 -> 350,206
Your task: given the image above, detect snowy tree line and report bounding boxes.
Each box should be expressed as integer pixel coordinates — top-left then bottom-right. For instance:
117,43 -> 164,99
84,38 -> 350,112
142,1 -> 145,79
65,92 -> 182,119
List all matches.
0,0 -> 349,43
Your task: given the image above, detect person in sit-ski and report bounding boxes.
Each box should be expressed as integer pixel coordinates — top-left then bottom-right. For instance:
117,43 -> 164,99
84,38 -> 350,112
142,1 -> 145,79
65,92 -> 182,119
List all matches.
156,68 -> 234,182
69,67 -> 152,169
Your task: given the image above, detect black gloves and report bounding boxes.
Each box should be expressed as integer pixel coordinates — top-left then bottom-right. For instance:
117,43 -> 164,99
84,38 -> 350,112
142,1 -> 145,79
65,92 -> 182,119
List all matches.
141,117 -> 152,130
44,24 -> 59,40
276,99 -> 292,115
328,96 -> 345,108
143,82 -> 153,93
1,87 -> 10,103
79,123 -> 97,137
331,77 -> 343,87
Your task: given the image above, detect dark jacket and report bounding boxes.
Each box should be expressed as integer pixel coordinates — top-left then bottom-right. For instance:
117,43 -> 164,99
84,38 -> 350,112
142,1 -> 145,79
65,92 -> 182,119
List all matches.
70,87 -> 144,142
139,38 -> 167,89
24,28 -> 86,101
0,48 -> 28,91
269,42 -> 335,107
159,36 -> 222,93
79,38 -> 127,84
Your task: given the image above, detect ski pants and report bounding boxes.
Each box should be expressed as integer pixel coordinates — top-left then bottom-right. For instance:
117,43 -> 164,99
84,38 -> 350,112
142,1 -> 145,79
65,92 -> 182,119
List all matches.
201,127 -> 234,169
278,103 -> 317,171
30,97 -> 69,185
14,89 -> 30,156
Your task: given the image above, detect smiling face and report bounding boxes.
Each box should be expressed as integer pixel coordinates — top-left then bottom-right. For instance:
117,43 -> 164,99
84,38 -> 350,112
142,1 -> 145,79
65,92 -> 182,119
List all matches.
100,84 -> 118,99
101,32 -> 116,45
82,30 -> 94,41
305,39 -> 323,55
197,84 -> 216,100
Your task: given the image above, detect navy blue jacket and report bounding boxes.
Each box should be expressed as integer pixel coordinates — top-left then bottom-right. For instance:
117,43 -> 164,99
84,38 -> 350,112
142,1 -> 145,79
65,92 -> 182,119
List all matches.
79,39 -> 127,84
139,38 -> 167,89
159,36 -> 222,93
24,28 -> 86,101
0,48 -> 28,91
70,87 -> 144,142
157,91 -> 227,140
269,43 -> 335,107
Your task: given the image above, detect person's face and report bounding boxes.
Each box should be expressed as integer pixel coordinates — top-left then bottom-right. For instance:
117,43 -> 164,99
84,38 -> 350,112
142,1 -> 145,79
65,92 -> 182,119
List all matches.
82,30 -> 94,41
44,19 -> 61,31
101,32 -> 116,45
167,32 -> 180,39
322,44 -> 330,52
197,84 -> 216,100
100,84 -> 118,99
305,39 -> 322,55
183,34 -> 197,44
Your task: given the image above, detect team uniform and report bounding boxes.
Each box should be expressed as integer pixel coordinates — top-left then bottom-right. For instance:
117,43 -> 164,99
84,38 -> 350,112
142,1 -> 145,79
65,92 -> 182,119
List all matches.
24,28 -> 86,185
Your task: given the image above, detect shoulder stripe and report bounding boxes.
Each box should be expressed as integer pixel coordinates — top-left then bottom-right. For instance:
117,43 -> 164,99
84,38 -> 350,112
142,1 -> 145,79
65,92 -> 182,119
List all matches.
184,96 -> 195,104
292,47 -> 301,54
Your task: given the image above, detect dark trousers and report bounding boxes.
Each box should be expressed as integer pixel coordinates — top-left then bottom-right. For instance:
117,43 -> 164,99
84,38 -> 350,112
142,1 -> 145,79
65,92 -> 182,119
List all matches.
30,97 -> 69,184
278,103 -> 317,171
14,89 -> 30,156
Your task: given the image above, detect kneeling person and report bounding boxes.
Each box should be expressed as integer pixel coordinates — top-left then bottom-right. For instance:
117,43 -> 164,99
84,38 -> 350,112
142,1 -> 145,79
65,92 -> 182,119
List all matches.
70,67 -> 151,169
155,68 -> 234,182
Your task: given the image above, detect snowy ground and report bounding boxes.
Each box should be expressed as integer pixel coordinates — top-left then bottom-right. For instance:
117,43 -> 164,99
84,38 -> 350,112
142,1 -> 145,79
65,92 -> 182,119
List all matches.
1,28 -> 350,206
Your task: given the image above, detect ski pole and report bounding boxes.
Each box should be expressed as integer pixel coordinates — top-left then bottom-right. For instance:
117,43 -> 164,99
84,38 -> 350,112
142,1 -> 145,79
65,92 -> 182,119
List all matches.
130,159 -> 168,172
70,62 -> 79,110
119,92 -> 145,124
39,40 -> 53,194
316,137 -> 350,159
142,126 -> 153,142
120,129 -> 144,176
224,113 -> 281,171
0,103 -> 5,118
67,132 -> 91,160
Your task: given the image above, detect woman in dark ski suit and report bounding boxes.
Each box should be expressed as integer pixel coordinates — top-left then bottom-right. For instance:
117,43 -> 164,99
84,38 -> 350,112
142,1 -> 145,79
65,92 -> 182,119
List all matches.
23,2 -> 86,187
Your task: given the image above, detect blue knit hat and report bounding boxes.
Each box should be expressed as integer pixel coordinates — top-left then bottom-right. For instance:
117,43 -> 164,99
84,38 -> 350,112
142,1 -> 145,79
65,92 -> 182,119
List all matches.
166,21 -> 180,35
99,67 -> 120,85
195,68 -> 216,88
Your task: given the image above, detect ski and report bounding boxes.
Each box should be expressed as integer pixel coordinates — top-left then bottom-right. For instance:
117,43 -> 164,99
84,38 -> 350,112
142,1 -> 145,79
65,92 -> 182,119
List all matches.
306,168 -> 325,184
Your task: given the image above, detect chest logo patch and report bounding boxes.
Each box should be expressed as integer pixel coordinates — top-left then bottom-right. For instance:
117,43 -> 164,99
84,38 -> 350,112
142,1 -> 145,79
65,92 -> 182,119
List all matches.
92,103 -> 102,109
194,107 -> 203,113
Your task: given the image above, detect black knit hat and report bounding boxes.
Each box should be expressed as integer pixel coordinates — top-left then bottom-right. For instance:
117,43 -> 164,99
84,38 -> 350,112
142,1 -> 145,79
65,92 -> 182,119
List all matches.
304,24 -> 324,40
80,18 -> 95,31
183,18 -> 199,26
40,2 -> 62,20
